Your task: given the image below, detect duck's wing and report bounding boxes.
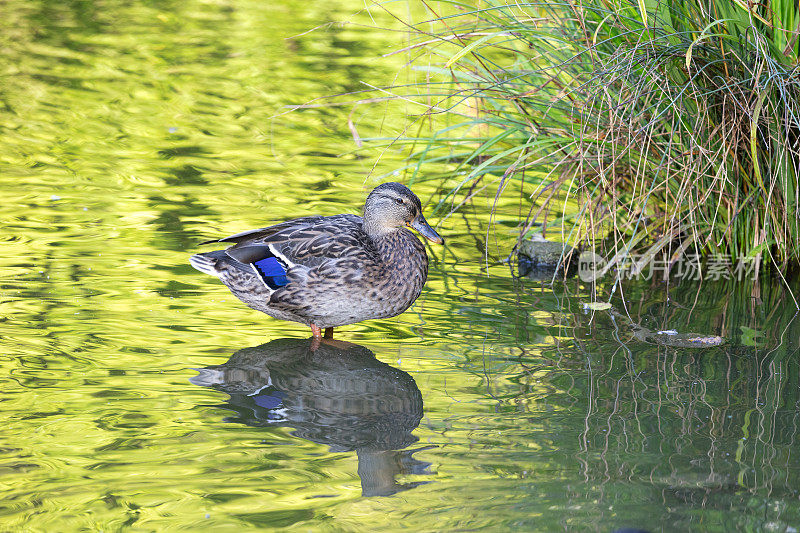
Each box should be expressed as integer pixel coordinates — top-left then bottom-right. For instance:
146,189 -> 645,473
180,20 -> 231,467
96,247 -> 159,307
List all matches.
203,214 -> 373,268
200,215 -> 325,246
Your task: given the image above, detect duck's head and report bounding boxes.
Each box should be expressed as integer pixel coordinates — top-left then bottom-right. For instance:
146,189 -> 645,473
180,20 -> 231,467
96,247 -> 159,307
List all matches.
363,182 -> 444,244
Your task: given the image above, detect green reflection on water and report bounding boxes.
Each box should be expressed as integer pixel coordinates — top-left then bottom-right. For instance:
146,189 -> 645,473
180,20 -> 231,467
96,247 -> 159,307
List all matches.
2,0 -> 800,531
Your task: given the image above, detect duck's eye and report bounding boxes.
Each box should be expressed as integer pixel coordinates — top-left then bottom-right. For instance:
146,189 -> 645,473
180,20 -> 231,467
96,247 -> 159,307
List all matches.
394,197 -> 405,205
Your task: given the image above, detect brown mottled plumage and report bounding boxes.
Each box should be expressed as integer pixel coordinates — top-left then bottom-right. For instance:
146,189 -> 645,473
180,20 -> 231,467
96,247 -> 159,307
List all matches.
189,182 -> 443,337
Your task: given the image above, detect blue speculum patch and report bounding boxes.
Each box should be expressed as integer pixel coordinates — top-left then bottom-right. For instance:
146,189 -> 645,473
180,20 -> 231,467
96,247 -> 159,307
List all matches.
253,256 -> 288,289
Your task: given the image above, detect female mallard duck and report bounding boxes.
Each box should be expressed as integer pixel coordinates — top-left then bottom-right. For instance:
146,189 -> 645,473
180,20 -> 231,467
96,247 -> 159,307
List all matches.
190,182 -> 443,338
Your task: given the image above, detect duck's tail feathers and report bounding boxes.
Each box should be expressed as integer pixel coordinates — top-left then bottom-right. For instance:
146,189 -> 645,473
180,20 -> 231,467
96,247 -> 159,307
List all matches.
189,368 -> 225,387
189,250 -> 228,277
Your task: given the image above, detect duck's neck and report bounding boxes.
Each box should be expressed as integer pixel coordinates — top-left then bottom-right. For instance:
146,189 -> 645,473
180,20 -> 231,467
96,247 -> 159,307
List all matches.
362,216 -> 392,244
369,227 -> 428,279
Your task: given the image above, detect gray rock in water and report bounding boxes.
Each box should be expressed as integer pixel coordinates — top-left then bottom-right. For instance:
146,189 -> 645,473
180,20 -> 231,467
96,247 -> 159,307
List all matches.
518,235 -> 575,279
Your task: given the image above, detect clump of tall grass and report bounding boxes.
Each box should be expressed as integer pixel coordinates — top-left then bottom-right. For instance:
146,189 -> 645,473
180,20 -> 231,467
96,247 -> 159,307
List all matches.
378,0 -> 800,274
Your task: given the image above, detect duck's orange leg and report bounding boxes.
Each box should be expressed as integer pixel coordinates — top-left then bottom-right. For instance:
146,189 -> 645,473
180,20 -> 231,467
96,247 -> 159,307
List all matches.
324,327 -> 334,339
310,324 -> 322,338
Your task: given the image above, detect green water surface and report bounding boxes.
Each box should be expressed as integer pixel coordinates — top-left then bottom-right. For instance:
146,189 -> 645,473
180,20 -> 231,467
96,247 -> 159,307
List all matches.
2,1 -> 800,531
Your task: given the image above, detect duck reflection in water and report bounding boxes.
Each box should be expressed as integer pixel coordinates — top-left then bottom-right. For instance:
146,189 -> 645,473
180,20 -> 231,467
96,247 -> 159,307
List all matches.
190,337 -> 432,496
